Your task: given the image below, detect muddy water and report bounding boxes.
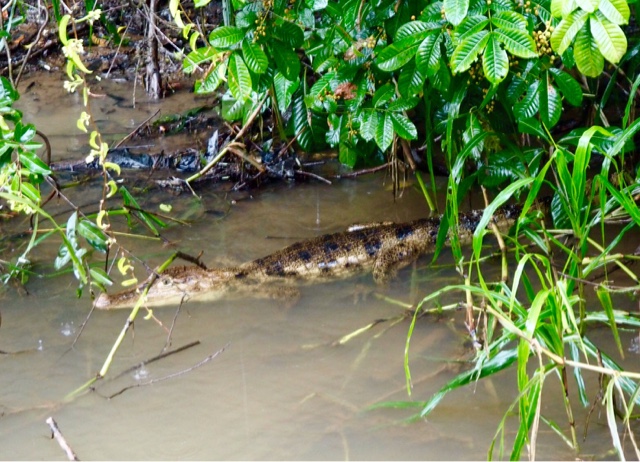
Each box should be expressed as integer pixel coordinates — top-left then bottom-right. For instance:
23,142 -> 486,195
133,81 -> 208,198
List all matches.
0,76 -> 637,460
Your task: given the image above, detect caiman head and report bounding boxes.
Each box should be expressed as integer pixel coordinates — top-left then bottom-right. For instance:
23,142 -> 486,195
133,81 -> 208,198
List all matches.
95,266 -> 236,309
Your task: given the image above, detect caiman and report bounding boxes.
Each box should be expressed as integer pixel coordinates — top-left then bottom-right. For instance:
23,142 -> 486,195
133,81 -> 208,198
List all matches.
95,204 -> 524,309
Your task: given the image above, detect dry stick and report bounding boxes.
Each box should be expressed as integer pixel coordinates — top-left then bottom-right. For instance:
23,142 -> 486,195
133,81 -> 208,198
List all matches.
295,170 -> 332,185
113,109 -> 160,149
14,0 -> 48,88
332,162 -> 390,179
108,343 -> 229,399
104,340 -> 201,384
185,93 -> 268,185
45,417 -> 79,461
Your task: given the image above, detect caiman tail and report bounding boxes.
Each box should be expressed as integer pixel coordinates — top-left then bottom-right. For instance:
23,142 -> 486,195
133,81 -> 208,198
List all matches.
95,204 -> 524,309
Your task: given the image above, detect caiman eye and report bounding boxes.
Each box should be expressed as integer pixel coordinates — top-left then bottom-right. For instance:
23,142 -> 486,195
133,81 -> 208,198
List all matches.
162,278 -> 170,285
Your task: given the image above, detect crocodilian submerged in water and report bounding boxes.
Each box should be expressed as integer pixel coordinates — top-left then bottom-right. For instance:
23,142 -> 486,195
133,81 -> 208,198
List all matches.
95,204 -> 524,309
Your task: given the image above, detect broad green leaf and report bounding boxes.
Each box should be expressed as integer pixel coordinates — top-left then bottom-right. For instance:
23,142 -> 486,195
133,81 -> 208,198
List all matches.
598,0 -> 630,25
208,26 -> 244,48
388,97 -> 420,111
549,68 -> 583,105
359,110 -> 377,142
491,11 -> 528,30
483,33 -> 509,84
305,0 -> 328,11
194,60 -> 227,93
374,112 -> 393,152
518,117 -> 548,140
539,75 -> 562,127
397,60 -> 426,97
590,13 -> 627,64
394,20 -> 432,41
514,81 -> 540,119
241,39 -> 268,74
90,267 -> 113,287
183,47 -> 218,73
451,30 -> 489,74
494,28 -> 538,59
275,22 -> 304,48
273,45 -> 300,81
390,113 -> 417,140
227,53 -> 252,102
19,182 -> 40,204
78,219 -> 109,252
444,0 -> 469,26
14,123 -> 36,143
338,140 -> 357,167
19,150 -> 51,175
415,33 -> 443,76
376,31 -> 430,72
273,72 -> 299,114
550,0 -> 579,17
550,8 -> 588,56
372,84 -> 395,108
575,0 -> 598,13
574,24 -> 604,76
454,15 -> 489,42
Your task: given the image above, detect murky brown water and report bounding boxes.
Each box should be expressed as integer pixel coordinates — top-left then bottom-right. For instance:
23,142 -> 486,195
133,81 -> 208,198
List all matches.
0,76 -> 638,460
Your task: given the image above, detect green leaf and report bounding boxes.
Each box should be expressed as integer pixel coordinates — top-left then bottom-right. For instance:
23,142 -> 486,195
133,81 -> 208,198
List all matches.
397,60 -> 426,97
275,22 -> 304,48
227,53 -> 252,102
420,349 -> 518,418
551,0 -> 579,17
494,28 -> 538,59
89,267 -> 113,287
19,150 -> 51,175
360,110 -> 377,142
241,39 -> 268,74
375,112 -> 393,152
590,13 -> 627,64
183,47 -> 218,73
483,33 -> 509,84
194,60 -> 227,93
539,75 -> 562,127
574,24 -> 604,77
272,45 -> 300,81
372,84 -> 395,108
518,117 -> 549,141
451,30 -> 489,74
78,219 -> 109,252
273,72 -> 299,114
415,32 -> 443,76
514,81 -> 540,119
394,20 -> 432,41
390,113 -> 417,140
491,10 -> 528,30
550,8 -> 588,56
598,0 -> 630,25
575,0 -> 599,13
306,0 -> 328,11
14,123 -> 36,143
454,15 -> 489,42
444,0 -> 469,26
208,26 -> 244,48
549,68 -> 583,106
339,140 -> 358,167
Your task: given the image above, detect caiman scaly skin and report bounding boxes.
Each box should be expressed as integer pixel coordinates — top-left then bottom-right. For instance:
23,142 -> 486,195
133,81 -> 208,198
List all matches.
95,204 -> 523,309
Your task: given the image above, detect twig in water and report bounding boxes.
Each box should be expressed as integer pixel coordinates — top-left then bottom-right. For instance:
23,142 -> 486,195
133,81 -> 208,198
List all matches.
107,343 -> 229,399
105,340 -> 201,384
332,162 -> 390,179
113,109 -> 160,149
46,417 -> 79,461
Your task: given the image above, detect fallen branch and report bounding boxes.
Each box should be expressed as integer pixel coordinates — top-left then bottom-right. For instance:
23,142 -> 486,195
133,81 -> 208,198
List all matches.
46,417 -> 79,461
107,343 -> 229,399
